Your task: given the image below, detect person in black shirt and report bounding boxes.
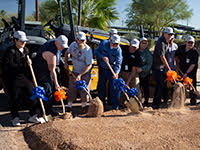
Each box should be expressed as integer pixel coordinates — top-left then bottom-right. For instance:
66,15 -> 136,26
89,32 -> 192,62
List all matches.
152,27 -> 174,109
2,31 -> 41,126
119,39 -> 142,106
33,35 -> 68,116
121,39 -> 141,86
175,36 -> 199,105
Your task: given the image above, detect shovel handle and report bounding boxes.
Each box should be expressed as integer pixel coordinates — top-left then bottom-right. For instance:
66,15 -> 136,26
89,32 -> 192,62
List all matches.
105,61 -> 116,76
60,99 -> 65,114
26,55 -> 48,121
57,89 -> 66,114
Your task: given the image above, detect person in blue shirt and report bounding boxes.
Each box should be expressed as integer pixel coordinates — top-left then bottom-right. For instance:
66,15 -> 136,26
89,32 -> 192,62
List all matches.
94,34 -> 122,110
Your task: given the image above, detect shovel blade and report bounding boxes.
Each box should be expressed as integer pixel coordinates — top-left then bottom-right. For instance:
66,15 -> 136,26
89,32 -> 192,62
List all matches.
125,98 -> 140,114
44,114 -> 53,122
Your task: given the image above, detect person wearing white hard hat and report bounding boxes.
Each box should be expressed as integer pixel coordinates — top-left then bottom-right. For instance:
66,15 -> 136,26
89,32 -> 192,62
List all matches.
175,35 -> 199,105
121,39 -> 142,86
33,34 -> 68,116
109,28 -> 118,38
152,27 -> 174,109
118,38 -> 142,106
2,31 -> 44,126
65,31 -> 93,114
94,34 -> 122,110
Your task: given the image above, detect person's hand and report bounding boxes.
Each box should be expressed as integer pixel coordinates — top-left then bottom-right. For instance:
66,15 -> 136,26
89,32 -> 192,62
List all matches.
103,57 -> 109,63
55,83 -> 60,90
26,56 -> 32,66
125,81 -> 129,86
183,73 -> 187,79
76,74 -> 81,81
113,73 -> 118,79
137,67 -> 142,73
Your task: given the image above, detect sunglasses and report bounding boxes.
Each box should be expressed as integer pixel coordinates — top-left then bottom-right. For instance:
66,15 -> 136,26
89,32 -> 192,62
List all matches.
141,42 -> 147,44
78,39 -> 85,42
187,41 -> 194,44
18,40 -> 26,43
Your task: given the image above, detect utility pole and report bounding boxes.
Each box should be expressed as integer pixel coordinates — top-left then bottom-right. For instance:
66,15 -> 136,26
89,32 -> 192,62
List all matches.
18,0 -> 25,31
58,0 -> 64,25
78,0 -> 82,26
36,0 -> 39,21
66,0 -> 75,41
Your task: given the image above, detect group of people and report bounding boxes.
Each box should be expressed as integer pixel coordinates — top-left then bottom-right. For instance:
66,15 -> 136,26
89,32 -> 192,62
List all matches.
94,27 -> 199,110
3,31 -> 69,126
2,26 -> 199,126
152,27 -> 199,108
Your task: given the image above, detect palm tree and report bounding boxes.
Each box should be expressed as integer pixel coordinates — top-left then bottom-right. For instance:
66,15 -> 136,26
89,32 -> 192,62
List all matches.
39,0 -> 118,30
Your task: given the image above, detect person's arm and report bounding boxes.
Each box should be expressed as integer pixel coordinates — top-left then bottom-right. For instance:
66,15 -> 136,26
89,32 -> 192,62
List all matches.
126,66 -> 137,85
76,64 -> 92,81
160,55 -> 171,71
42,51 -> 60,90
183,64 -> 195,78
113,47 -> 123,74
64,50 -> 70,69
183,50 -> 199,78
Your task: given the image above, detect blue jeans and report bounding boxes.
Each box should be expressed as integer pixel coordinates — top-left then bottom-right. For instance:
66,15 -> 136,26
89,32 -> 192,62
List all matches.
98,67 -> 120,109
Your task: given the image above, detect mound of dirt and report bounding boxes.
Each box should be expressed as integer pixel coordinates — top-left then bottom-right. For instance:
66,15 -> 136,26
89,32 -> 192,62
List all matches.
23,107 -> 200,150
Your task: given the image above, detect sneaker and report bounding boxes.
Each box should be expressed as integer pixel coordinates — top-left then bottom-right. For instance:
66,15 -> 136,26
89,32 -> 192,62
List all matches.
38,117 -> 46,123
28,114 -> 40,123
12,117 -> 20,126
80,107 -> 87,114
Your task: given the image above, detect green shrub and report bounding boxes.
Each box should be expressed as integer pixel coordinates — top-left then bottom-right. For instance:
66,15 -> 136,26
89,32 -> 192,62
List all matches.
147,38 -> 155,50
174,39 -> 185,46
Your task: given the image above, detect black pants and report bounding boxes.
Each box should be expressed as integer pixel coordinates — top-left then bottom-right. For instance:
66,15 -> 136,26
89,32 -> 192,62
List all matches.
188,74 -> 197,102
7,78 -> 37,119
152,69 -> 168,108
38,76 -> 56,116
139,74 -> 150,104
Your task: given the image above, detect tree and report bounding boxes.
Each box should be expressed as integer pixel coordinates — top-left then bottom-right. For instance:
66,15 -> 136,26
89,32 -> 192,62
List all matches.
39,0 -> 118,30
126,0 -> 192,35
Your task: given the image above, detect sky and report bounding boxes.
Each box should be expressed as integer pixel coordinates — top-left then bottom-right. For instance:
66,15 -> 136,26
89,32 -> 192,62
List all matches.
0,0 -> 200,29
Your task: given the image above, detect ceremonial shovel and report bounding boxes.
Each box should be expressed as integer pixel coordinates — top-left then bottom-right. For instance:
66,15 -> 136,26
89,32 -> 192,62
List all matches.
177,68 -> 200,97
27,56 -> 52,122
65,67 -> 92,101
105,61 -> 143,113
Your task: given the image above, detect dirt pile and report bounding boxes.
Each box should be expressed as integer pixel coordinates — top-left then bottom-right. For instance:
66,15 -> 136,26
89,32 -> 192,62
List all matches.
23,107 -> 200,150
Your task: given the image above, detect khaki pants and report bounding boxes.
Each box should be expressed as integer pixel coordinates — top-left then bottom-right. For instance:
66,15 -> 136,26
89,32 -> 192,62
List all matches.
68,72 -> 91,103
119,71 -> 142,105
